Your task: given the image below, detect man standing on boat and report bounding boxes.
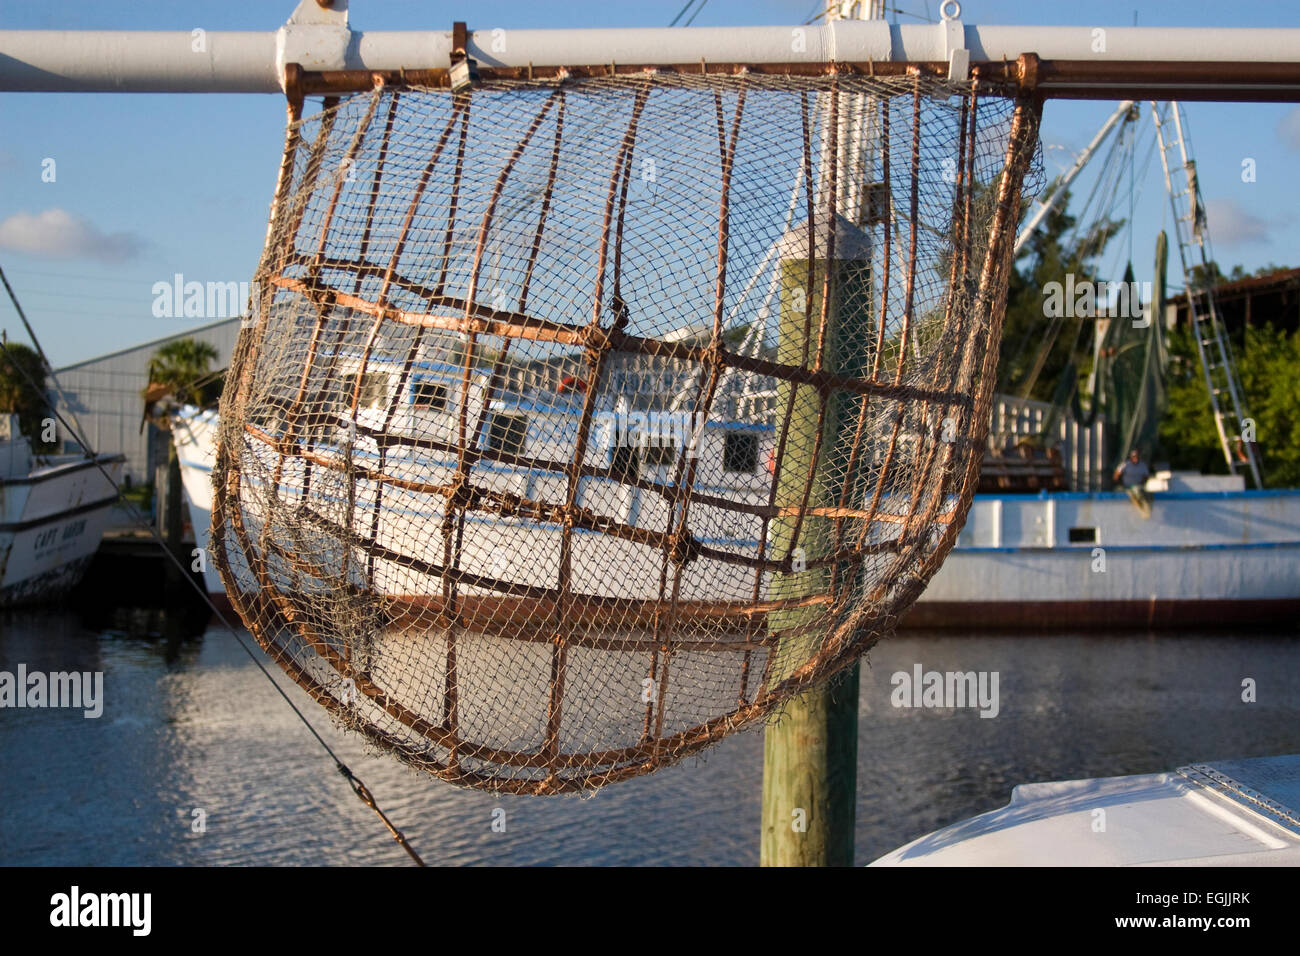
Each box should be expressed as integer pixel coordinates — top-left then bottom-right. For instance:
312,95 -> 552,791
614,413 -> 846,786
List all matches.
1113,449 -> 1152,517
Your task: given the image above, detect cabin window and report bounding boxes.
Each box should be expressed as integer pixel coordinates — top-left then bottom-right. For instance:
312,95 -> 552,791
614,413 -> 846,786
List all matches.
411,379 -> 449,410
865,181 -> 891,225
302,387 -> 338,440
724,432 -> 759,473
1068,527 -> 1098,544
340,372 -> 391,411
643,440 -> 679,468
610,444 -> 640,481
488,413 -> 528,456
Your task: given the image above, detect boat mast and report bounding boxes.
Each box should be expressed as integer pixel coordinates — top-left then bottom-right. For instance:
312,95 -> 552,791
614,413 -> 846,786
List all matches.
1013,100 -> 1136,256
1152,103 -> 1264,487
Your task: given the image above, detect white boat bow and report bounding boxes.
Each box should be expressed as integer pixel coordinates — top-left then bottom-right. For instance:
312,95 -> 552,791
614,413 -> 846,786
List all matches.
872,753 -> 1300,866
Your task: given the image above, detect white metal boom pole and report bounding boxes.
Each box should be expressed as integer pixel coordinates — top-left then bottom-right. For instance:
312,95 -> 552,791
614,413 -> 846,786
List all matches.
3,20 -> 1300,95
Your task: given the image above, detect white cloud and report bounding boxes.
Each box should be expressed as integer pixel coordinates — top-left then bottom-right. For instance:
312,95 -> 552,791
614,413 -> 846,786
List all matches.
1278,106 -> 1300,151
1205,198 -> 1270,246
1041,137 -> 1081,167
0,208 -> 144,263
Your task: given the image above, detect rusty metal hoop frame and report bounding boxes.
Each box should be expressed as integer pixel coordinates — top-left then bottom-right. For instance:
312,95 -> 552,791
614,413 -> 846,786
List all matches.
288,53 -> 1300,103
212,63 -> 1044,793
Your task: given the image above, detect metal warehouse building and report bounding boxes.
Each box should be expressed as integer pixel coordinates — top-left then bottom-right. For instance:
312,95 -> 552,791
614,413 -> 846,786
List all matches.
53,317 -> 241,483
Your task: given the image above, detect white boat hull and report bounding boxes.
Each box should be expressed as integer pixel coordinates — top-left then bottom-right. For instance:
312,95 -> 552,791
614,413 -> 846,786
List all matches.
906,490 -> 1300,627
174,406 -> 1300,628
171,407 -> 223,598
0,455 -> 122,607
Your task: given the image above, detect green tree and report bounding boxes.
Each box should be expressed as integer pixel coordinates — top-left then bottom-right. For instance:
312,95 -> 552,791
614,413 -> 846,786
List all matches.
1158,326 -> 1225,476
1159,323 -> 1300,488
1189,259 -> 1231,289
0,341 -> 54,450
144,338 -> 220,407
1243,263 -> 1288,279
1195,261 -> 1287,283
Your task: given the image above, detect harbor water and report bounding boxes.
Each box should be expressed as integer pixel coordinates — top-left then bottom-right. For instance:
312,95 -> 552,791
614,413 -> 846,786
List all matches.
2,607 -> 1298,866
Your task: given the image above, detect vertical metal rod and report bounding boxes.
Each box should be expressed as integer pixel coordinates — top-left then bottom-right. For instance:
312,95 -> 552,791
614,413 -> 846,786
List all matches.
551,81 -> 651,764
653,82 -> 747,741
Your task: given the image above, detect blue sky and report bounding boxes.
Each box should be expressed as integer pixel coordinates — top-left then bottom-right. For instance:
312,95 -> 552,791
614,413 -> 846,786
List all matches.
2,0 -> 1299,367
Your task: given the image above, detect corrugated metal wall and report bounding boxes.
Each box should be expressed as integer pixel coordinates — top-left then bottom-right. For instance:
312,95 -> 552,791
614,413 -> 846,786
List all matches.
989,393 -> 1110,491
52,318 -> 242,483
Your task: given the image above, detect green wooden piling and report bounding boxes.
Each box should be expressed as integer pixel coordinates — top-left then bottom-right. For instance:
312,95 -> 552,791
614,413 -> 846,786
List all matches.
761,218 -> 872,867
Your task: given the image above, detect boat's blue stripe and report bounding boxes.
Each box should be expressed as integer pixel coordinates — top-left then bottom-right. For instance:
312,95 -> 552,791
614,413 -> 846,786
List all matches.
974,489 -> 1300,501
952,540 -> 1300,553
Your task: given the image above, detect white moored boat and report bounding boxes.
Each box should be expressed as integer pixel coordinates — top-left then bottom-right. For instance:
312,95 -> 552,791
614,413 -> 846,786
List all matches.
907,480 -> 1300,628
873,753 -> 1300,866
174,380 -> 1300,628
172,342 -> 780,616
0,414 -> 123,606
171,405 -> 223,600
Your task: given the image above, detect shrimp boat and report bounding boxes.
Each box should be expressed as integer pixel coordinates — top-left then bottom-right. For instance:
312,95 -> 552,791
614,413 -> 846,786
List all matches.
174,355 -> 1300,629
175,334 -> 816,618
0,414 -> 123,606
911,481 -> 1300,628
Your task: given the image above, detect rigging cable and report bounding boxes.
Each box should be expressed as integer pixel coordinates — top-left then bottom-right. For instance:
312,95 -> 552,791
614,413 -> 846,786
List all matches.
669,0 -> 706,27
682,0 -> 709,27
1011,108 -> 1146,398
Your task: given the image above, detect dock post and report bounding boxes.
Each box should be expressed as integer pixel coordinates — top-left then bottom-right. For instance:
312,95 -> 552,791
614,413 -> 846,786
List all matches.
159,433 -> 187,595
761,217 -> 872,867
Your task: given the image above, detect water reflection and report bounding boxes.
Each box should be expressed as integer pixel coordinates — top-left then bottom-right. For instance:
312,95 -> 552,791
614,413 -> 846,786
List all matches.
1,609 -> 1297,865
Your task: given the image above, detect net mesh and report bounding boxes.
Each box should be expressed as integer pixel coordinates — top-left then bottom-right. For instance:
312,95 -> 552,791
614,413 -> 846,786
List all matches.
212,70 -> 1042,793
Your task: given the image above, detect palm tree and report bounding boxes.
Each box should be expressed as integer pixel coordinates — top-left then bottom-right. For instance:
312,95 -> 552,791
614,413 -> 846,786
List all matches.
144,338 -> 220,408
0,341 -> 53,449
